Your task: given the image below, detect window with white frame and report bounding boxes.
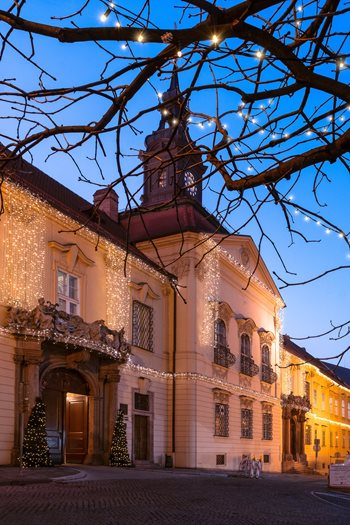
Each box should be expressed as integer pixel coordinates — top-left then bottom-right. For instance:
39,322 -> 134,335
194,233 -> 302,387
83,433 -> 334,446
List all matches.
132,300 -> 153,351
57,269 -> 79,314
214,403 -> 229,437
341,399 -> 345,418
329,396 -> 333,413
335,398 -> 339,415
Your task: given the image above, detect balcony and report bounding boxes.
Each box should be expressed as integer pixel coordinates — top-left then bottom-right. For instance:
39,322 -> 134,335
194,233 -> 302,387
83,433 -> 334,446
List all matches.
214,344 -> 236,369
261,365 -> 277,384
240,356 -> 259,377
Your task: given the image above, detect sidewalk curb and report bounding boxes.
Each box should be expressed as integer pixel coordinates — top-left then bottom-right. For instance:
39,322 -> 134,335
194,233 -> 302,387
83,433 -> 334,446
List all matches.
52,469 -> 87,484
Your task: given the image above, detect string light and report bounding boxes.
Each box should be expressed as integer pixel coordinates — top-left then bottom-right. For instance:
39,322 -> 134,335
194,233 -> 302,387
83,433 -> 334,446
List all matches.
256,50 -> 264,59
177,50 -> 183,58
137,33 -> 144,42
211,34 -> 220,45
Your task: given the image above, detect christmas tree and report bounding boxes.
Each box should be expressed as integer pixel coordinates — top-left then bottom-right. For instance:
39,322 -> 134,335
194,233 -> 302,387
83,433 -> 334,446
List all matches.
22,397 -> 52,468
109,409 -> 132,467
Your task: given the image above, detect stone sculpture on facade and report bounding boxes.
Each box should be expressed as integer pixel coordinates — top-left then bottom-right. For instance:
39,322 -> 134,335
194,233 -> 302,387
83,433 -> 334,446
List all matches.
6,298 -> 131,363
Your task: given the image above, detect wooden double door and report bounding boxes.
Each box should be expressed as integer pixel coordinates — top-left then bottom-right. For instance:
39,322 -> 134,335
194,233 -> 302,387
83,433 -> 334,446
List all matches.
42,369 -> 88,464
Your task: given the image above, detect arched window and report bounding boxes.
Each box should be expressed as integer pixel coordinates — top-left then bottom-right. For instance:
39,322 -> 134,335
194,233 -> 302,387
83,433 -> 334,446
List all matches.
261,344 -> 276,383
214,319 -> 231,368
214,319 -> 227,348
241,333 -> 251,358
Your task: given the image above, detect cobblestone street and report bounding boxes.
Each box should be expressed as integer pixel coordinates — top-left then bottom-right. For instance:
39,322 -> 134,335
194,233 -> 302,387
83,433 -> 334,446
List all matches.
0,469 -> 349,525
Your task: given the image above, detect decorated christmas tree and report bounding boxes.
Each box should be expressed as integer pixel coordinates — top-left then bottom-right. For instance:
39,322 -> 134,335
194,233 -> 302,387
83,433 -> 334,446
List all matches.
22,397 -> 52,468
109,409 -> 132,467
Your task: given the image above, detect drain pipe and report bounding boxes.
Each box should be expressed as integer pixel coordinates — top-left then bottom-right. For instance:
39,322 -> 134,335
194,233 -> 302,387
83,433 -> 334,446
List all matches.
172,285 -> 177,458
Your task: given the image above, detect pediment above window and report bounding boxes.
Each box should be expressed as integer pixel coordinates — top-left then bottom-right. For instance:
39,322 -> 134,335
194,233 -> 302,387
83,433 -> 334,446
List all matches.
258,329 -> 275,345
217,302 -> 235,325
48,241 -> 95,272
236,317 -> 257,336
129,281 -> 160,302
212,388 -> 231,404
239,395 -> 254,409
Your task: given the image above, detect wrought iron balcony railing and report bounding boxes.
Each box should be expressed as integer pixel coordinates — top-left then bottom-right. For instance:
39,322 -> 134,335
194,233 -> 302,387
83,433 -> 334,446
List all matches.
240,356 -> 259,377
261,365 -> 277,384
214,344 -> 236,369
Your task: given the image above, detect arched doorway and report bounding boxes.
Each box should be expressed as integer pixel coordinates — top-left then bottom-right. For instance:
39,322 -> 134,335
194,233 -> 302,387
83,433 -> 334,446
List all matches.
42,368 -> 89,464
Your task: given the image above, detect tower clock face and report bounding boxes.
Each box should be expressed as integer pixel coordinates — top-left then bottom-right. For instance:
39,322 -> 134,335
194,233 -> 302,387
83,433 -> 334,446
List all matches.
184,171 -> 197,197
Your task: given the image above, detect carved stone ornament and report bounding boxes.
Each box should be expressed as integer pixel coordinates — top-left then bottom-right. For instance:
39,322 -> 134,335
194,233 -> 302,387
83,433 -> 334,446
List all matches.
212,363 -> 228,381
261,402 -> 272,413
258,329 -> 275,345
236,317 -> 257,337
217,302 -> 235,326
48,241 -> 95,272
280,393 -> 311,413
240,396 -> 254,409
239,374 -> 252,389
261,382 -> 272,395
129,281 -> 160,302
240,247 -> 250,268
5,298 -> 131,363
213,388 -> 231,404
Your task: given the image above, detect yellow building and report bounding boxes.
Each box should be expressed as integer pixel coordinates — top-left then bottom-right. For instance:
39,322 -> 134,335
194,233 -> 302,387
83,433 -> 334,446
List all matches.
282,336 -> 350,474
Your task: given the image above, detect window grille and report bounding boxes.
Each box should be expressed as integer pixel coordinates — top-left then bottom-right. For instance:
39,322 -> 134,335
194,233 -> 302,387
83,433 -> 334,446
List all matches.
214,403 -> 229,437
241,408 -> 253,439
240,335 -> 259,376
262,412 -> 273,440
134,393 -> 150,412
57,269 -> 79,314
216,454 -> 226,466
305,425 -> 311,445
132,300 -> 153,351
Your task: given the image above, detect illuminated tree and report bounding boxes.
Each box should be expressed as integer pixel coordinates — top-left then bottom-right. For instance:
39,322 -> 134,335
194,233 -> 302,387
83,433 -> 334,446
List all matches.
22,397 -> 52,468
109,409 -> 132,467
1,1 -> 350,356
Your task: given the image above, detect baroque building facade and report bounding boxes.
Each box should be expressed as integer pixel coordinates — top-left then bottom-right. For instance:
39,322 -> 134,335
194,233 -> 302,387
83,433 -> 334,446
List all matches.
281,336 -> 350,474
1,72 -> 349,473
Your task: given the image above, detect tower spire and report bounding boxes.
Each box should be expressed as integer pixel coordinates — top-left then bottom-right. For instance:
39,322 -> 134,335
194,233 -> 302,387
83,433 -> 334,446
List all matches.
159,64 -> 188,129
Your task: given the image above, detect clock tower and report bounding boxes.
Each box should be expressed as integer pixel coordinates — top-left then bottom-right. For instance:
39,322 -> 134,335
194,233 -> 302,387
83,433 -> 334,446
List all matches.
140,67 -> 206,208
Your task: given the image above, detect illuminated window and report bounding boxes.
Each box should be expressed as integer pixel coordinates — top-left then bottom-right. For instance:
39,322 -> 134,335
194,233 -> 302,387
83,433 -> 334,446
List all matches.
159,169 -> 167,188
241,408 -> 253,439
335,398 -> 339,416
57,269 -> 79,314
215,403 -> 229,437
335,431 -> 339,448
341,399 -> 345,418
304,380 -> 310,400
132,301 -> 153,351
305,425 -> 312,445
